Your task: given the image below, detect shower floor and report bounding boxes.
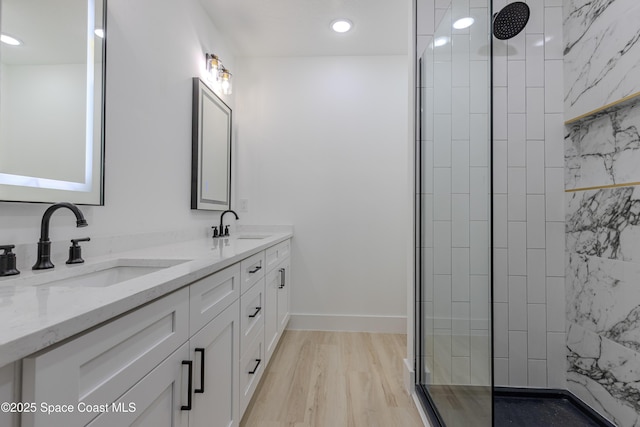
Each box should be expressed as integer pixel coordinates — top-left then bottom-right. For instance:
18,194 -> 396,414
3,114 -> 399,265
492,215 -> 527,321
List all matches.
494,395 -> 611,427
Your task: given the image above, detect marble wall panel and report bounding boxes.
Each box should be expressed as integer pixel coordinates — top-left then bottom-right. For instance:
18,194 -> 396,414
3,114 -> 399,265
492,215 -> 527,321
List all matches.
566,253 -> 640,353
567,323 -> 640,426
565,186 -> 640,261
564,0 -> 640,120
565,102 -> 640,189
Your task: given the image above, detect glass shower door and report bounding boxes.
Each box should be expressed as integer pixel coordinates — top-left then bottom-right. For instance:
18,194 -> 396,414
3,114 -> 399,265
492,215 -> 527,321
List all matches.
416,0 -> 492,425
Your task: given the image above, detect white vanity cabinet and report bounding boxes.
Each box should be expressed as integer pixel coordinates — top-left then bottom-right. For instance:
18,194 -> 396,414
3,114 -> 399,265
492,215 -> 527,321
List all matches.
85,342 -> 190,427
18,237 -> 291,427
22,288 -> 190,427
264,240 -> 291,365
240,252 -> 265,294
277,258 -> 291,334
188,300 -> 240,427
188,264 -> 242,427
0,362 -> 19,427
238,261 -> 266,414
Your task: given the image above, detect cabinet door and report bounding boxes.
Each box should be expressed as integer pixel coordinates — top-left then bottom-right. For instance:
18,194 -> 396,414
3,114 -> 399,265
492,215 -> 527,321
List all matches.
87,343 -> 190,427
190,264 -> 240,335
239,328 -> 264,415
0,362 -> 19,427
265,239 -> 290,273
240,278 -> 265,353
189,300 -> 240,427
264,267 -> 280,364
22,288 -> 189,427
277,258 -> 291,334
240,251 -> 265,294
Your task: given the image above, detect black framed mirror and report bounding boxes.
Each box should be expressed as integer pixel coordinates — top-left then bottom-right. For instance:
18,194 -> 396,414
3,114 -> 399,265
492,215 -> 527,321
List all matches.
191,78 -> 231,211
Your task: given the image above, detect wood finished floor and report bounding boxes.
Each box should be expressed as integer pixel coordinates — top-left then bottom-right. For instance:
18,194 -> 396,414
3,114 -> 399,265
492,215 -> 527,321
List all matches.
240,330 -> 424,427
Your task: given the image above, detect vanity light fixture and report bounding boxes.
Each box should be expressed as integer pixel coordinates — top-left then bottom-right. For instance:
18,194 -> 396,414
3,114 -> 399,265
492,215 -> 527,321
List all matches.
453,17 -> 475,29
205,53 -> 232,94
206,53 -> 221,81
1,34 -> 22,46
331,19 -> 353,33
219,67 -> 232,95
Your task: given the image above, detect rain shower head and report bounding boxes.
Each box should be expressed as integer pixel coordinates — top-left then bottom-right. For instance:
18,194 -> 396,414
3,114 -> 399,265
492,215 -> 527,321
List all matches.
493,1 -> 530,40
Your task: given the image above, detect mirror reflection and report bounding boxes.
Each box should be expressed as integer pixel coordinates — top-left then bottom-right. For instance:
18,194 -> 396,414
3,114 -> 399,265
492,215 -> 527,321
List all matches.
0,0 -> 105,204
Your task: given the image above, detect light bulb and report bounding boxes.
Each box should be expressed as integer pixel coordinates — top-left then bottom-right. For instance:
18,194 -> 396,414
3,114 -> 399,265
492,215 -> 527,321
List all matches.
331,19 -> 352,33
219,68 -> 232,95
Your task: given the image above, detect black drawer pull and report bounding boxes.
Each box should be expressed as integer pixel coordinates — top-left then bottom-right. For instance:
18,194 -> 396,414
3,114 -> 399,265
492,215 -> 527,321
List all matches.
181,360 -> 193,410
278,268 -> 286,289
248,358 -> 262,375
248,306 -> 262,318
248,265 -> 262,274
195,348 -> 205,393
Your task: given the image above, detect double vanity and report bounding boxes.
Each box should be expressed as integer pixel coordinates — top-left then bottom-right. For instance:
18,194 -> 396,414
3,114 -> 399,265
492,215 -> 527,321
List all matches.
0,230 -> 293,427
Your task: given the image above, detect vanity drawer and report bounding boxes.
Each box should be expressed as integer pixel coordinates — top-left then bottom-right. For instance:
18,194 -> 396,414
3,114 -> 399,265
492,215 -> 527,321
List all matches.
240,278 -> 265,354
22,288 -> 189,427
265,239 -> 290,272
240,251 -> 265,294
189,264 -> 241,335
239,328 -> 265,415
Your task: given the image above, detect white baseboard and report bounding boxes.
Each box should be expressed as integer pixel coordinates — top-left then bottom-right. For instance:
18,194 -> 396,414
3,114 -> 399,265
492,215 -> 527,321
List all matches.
287,314 -> 407,334
404,358 -> 414,394
405,359 -> 431,426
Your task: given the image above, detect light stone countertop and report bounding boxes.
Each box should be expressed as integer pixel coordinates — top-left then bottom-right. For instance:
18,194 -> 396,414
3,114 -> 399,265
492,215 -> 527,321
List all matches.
0,231 -> 292,367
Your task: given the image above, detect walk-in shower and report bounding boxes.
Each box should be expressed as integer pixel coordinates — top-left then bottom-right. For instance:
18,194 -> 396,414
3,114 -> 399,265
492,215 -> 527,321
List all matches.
414,0 -> 619,425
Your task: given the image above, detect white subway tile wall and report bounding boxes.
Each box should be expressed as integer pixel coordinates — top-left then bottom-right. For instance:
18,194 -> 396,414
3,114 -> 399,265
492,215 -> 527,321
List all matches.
418,0 -> 492,387
492,0 -> 565,387
417,0 -> 566,390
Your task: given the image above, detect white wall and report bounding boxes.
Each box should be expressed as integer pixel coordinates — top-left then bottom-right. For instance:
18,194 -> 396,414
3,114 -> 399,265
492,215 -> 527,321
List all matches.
0,0 -> 236,264
235,55 -> 410,332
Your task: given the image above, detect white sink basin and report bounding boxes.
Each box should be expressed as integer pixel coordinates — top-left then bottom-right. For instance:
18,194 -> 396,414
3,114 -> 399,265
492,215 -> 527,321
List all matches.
27,259 -> 189,289
236,234 -> 271,240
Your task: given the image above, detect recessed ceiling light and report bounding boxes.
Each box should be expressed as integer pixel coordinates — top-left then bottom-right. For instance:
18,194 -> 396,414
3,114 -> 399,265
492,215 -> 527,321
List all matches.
1,34 -> 22,46
94,28 -> 104,38
433,36 -> 450,47
331,19 -> 353,33
453,17 -> 475,29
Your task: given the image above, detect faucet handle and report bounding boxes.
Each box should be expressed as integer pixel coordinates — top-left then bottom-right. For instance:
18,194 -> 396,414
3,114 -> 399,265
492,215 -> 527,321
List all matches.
224,225 -> 230,236
0,245 -> 20,277
212,226 -> 219,238
0,244 -> 15,253
66,237 -> 90,265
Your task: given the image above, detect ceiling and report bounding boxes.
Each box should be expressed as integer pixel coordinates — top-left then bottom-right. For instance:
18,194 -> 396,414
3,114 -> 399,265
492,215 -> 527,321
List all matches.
198,0 -> 410,57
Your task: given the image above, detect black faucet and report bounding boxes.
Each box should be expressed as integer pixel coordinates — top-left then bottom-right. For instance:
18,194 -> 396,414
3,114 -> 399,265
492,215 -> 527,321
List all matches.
33,202 -> 88,270
217,209 -> 239,237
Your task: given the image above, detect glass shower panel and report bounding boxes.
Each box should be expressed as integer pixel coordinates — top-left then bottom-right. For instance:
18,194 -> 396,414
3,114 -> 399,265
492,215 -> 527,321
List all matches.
417,0 -> 492,425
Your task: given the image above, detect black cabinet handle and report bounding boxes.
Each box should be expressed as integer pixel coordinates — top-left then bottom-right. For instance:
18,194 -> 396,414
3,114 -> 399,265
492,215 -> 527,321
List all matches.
248,265 -> 262,274
181,360 -> 193,410
195,348 -> 205,393
278,268 -> 285,289
248,359 -> 261,375
248,307 -> 262,318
